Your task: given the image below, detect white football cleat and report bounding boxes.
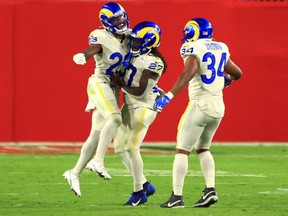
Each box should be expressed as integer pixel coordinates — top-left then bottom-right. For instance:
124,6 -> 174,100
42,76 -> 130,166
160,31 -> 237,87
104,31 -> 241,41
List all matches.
63,170 -> 81,196
86,160 -> 112,180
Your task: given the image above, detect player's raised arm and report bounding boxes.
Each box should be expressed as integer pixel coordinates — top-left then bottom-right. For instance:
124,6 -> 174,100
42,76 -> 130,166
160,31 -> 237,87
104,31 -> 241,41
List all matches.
73,43 -> 102,65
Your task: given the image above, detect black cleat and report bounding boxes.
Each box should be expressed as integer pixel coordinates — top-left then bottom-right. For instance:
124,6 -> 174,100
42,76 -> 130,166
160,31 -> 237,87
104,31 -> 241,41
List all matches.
194,187 -> 218,208
160,192 -> 184,208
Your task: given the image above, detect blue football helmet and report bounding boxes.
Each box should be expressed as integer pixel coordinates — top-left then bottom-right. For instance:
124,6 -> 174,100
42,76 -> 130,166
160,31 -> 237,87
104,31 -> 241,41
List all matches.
99,2 -> 130,34
128,21 -> 161,56
182,18 -> 213,42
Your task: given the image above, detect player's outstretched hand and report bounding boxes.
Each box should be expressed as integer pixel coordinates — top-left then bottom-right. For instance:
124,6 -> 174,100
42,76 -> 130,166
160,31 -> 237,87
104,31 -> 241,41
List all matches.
224,74 -> 232,87
153,95 -> 171,113
73,53 -> 86,65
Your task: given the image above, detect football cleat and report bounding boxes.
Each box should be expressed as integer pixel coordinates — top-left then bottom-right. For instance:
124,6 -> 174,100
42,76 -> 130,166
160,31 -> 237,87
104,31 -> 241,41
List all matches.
193,187 -> 218,208
160,192 -> 184,208
63,170 -> 81,197
143,181 -> 156,197
86,160 -> 112,180
124,190 -> 147,206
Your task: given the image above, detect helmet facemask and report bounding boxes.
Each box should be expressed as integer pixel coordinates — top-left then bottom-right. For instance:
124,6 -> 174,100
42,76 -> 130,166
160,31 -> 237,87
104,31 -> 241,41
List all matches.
123,21 -> 161,69
107,13 -> 129,34
128,29 -> 160,56
128,36 -> 143,56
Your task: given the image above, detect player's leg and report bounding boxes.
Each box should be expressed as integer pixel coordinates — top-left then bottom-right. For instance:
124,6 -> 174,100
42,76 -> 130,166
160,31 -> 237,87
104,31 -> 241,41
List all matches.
63,109 -> 104,196
114,104 -> 132,173
196,117 -> 222,188
114,106 -> 155,197
130,108 -> 157,194
124,107 -> 156,206
73,109 -> 104,176
193,116 -> 221,208
87,82 -> 122,179
94,112 -> 121,163
174,101 -> 205,195
161,101 -> 204,208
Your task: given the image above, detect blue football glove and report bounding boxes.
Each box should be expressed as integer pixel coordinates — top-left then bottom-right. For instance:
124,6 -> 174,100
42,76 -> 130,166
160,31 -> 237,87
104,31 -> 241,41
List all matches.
153,95 -> 171,113
224,74 -> 232,87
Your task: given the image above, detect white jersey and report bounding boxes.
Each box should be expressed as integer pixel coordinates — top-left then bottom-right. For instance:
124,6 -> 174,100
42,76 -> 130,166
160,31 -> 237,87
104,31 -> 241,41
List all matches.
88,29 -> 131,83
85,29 -> 130,112
180,38 -> 230,118
123,52 -> 164,109
180,38 -> 230,100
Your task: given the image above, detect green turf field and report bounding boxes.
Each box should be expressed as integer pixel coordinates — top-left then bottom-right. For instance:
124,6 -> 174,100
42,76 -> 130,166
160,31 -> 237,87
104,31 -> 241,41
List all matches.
1,144 -> 288,216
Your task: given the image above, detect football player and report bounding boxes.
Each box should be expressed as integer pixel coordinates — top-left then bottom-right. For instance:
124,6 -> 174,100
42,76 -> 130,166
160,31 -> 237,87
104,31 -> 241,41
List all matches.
112,21 -> 168,206
63,2 -> 131,196
154,18 -> 243,208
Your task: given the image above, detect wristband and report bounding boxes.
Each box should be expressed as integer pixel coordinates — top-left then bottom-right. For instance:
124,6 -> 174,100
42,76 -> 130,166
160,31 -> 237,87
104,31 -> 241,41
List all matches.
166,91 -> 174,100
225,74 -> 232,80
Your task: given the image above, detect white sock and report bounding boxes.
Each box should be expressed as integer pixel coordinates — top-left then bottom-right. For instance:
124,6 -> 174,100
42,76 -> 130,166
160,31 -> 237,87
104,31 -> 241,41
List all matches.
118,151 -> 132,172
94,114 -> 121,164
173,153 -> 188,196
142,175 -> 147,185
118,151 -> 147,186
72,130 -> 100,177
129,150 -> 143,192
198,151 -> 215,188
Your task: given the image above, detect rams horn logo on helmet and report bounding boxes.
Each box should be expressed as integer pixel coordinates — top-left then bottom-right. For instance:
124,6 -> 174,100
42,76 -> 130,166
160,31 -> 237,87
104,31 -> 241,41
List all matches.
99,2 -> 129,34
129,21 -> 162,56
183,18 -> 213,43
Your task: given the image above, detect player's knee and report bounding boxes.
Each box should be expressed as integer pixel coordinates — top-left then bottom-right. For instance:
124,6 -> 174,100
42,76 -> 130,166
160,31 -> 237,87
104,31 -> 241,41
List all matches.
114,141 -> 125,154
108,113 -> 122,126
129,148 -> 141,156
176,148 -> 190,155
195,148 -> 209,155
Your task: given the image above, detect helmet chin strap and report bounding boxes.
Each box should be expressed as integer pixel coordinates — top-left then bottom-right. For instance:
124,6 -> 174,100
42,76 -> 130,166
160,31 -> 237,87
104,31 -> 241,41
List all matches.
115,27 -> 128,35
130,48 -> 141,56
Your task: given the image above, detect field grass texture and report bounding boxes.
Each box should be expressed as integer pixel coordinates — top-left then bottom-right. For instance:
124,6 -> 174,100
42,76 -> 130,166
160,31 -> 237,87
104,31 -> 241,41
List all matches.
0,144 -> 287,216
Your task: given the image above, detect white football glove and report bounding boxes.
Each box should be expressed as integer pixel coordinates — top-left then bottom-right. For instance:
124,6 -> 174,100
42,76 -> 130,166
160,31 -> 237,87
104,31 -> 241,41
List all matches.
73,53 -> 86,65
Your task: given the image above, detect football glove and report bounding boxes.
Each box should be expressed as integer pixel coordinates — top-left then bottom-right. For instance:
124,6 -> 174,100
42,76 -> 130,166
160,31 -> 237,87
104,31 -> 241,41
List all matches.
153,95 -> 171,113
73,53 -> 86,65
224,74 -> 232,87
